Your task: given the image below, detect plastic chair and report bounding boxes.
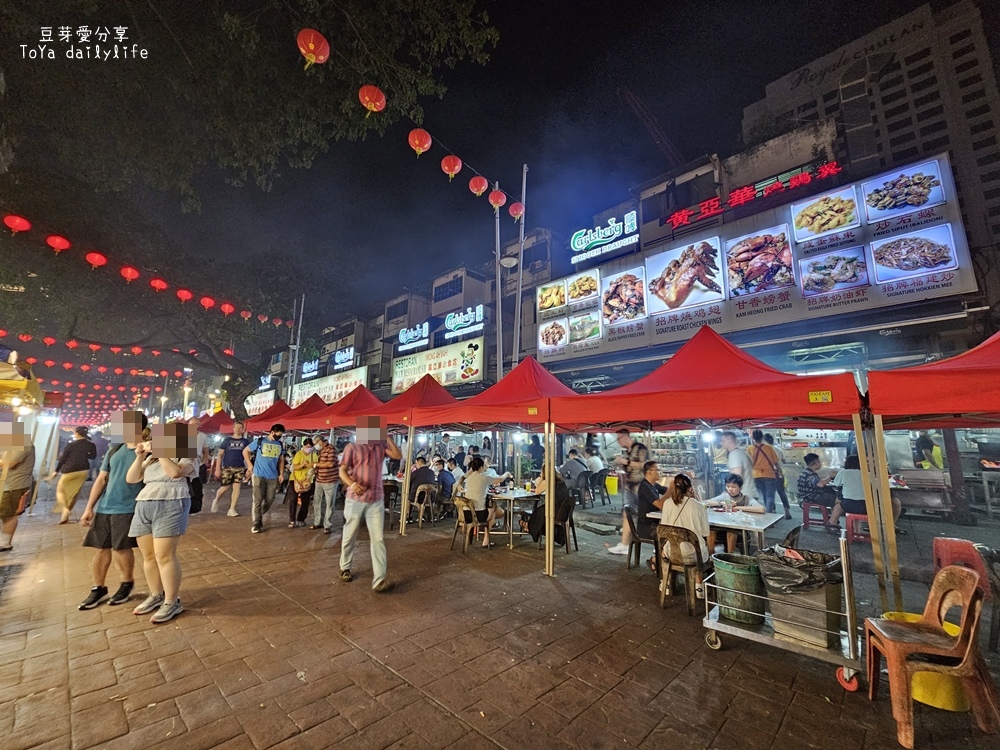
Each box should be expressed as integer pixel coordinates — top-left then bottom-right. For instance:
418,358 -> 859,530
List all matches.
780,524 -> 803,549
934,537 -> 991,601
383,482 -> 399,532
575,470 -> 593,509
537,492 -> 578,554
450,498 -> 480,554
656,524 -> 711,616
974,544 -> 999,651
846,514 -> 871,543
865,566 -> 1000,749
801,502 -> 830,529
412,484 -> 438,528
624,506 -> 656,570
592,469 -> 611,506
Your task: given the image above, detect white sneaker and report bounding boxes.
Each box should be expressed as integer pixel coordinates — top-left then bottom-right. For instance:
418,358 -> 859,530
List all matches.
210,499 -> 219,513
132,592 -> 164,616
227,509 -> 239,517
606,543 -> 629,555
150,598 -> 183,624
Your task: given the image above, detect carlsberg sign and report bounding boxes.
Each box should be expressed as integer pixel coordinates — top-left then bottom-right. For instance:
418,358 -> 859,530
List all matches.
570,210 -> 638,264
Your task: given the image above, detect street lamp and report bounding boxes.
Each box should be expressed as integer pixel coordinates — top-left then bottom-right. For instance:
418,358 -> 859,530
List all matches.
159,396 -> 167,424
183,386 -> 191,418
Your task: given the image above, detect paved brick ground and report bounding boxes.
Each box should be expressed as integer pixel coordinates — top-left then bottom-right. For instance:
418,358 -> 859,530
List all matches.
1,486 -> 997,750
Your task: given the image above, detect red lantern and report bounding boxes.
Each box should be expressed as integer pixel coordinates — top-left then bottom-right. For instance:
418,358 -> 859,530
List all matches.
174,371 -> 182,377
65,340 -> 78,349
3,215 -> 31,233
42,336 -> 56,346
257,314 -> 268,323
176,289 -> 193,303
114,368 -> 123,375
150,278 -> 168,292
358,85 -> 386,116
0,330 -> 5,337
441,155 -> 462,181
220,302 -> 235,316
24,357 -> 37,365
159,370 -> 168,377
80,365 -> 90,372
272,318 -> 283,327
118,386 -> 125,391
240,310 -> 252,321
509,202 -> 525,223
151,350 -> 160,356
296,28 -> 330,69
129,368 -> 138,376
408,128 -> 432,157
199,296 -> 215,311
223,348 -> 234,356
144,370 -> 154,376
488,189 -> 507,213
130,346 -> 142,355
286,319 -> 294,329
469,175 -> 489,197
85,252 -> 107,269
37,378 -> 45,384
97,366 -> 107,373
110,346 -> 121,354
62,362 -> 73,370
120,266 -> 140,283
88,343 -> 100,352
46,235 -> 71,253
44,360 -> 55,367
18,334 -> 31,342
154,386 -> 162,393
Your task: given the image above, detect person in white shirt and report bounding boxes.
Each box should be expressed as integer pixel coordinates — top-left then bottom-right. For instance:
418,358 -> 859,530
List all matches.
447,458 -> 464,482
659,473 -> 711,597
455,456 -> 505,547
584,446 -> 605,476
482,456 -> 511,483
828,454 -> 903,533
721,431 -> 757,500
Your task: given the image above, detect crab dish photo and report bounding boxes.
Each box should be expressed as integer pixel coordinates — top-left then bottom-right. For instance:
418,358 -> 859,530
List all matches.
601,272 -> 645,324
726,230 -> 794,297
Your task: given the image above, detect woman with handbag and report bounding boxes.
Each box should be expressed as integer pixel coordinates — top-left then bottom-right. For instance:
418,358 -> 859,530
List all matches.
287,438 -> 319,528
749,429 -> 781,515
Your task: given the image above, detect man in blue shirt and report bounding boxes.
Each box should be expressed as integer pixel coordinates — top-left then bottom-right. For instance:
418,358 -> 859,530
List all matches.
243,424 -> 286,534
211,421 -> 251,516
78,411 -> 147,609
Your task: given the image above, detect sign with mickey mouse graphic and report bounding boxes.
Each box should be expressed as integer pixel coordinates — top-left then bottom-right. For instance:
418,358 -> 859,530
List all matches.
391,337 -> 484,395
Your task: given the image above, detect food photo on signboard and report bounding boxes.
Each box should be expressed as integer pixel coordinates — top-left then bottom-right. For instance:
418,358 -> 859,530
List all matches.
645,237 -> 725,313
798,246 -> 870,297
536,280 -> 567,317
869,223 -> 958,284
538,317 -> 568,352
725,224 -> 794,298
861,159 -> 945,223
790,185 -> 861,244
565,270 -> 600,304
600,267 -> 646,325
568,311 -> 601,344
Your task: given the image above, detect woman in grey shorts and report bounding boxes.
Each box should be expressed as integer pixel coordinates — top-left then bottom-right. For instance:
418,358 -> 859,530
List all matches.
126,432 -> 196,624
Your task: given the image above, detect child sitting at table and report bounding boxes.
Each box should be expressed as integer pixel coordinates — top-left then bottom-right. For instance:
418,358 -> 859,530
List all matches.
703,473 -> 763,553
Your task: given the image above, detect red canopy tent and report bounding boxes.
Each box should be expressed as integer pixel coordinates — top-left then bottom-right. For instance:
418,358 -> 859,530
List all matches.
278,393 -> 328,426
549,326 -> 861,427
282,385 -> 383,431
198,410 -> 234,434
245,398 -> 292,433
411,357 -> 576,428
868,330 -> 1000,426
341,374 -> 458,429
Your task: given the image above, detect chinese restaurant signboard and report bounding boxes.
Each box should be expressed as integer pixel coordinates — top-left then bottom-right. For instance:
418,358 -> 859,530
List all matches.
538,153 -> 976,363
290,366 -> 368,407
244,390 -> 275,416
391,336 -> 484,394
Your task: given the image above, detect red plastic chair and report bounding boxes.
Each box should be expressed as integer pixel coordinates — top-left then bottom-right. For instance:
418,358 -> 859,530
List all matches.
801,502 -> 829,529
934,537 -> 991,601
865,566 -> 1000,748
846,514 -> 871,543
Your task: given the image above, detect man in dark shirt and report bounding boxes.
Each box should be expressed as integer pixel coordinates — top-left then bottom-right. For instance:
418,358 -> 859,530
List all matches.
608,460 -> 666,556
914,430 -> 943,469
796,453 -> 838,508
408,457 -> 438,504
453,446 -> 467,471
433,458 -> 456,502
212,421 -> 251,516
559,449 -> 589,486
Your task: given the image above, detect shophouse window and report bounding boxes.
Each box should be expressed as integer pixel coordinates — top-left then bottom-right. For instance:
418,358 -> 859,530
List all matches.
916,105 -> 944,122
904,48 -> 932,65
433,277 -> 463,303
823,90 -> 839,102
880,75 -> 904,90
887,117 -> 913,133
967,104 -> 991,118
919,121 -> 947,137
981,170 -> 1000,184
952,44 -> 975,59
987,205 -> 1000,217
386,300 -> 408,320
891,146 -> 920,161
922,135 -> 950,151
825,105 -> 839,116
977,152 -> 1000,167
984,187 -> 1000,201
962,89 -> 987,104
973,136 -> 998,151
913,91 -> 941,107
970,120 -> 995,135
949,29 -> 972,44
954,59 -> 979,74
906,62 -> 934,79
910,77 -> 938,93
959,74 -> 983,88
881,90 -> 907,106
884,103 -> 909,119
889,133 -> 916,147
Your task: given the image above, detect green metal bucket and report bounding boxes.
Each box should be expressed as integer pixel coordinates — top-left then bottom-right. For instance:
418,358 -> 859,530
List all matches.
712,553 -> 766,625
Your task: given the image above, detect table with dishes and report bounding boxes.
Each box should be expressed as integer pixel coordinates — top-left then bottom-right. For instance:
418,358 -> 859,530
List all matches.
647,507 -> 784,552
488,486 -> 544,548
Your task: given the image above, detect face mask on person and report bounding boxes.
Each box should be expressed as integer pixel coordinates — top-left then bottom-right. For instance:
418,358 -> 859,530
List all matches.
303,446 -> 314,454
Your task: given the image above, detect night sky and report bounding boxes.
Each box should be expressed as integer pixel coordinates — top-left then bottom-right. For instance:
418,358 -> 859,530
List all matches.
140,0 -> 986,315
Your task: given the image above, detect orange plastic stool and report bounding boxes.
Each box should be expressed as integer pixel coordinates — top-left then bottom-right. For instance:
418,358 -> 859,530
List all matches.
934,537 -> 992,601
846,514 -> 871,543
802,502 -> 829,529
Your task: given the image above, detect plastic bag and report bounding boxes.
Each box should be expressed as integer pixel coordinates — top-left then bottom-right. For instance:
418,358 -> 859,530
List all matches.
756,545 -> 843,594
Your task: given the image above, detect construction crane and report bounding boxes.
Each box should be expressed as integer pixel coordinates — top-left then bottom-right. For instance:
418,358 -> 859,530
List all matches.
622,87 -> 686,170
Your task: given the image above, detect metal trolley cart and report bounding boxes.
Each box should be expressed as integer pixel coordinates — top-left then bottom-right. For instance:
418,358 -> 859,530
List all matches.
702,533 -> 863,692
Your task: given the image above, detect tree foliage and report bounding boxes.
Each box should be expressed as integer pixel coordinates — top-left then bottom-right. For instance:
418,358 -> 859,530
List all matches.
1,0 -> 498,208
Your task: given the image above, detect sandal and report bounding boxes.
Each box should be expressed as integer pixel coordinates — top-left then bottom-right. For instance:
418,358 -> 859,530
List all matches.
288,522 -> 296,528
824,523 -> 841,534
518,519 -> 530,534
646,557 -> 657,573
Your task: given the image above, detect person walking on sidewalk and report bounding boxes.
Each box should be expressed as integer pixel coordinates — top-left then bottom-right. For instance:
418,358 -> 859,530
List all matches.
311,435 -> 339,533
243,424 -> 286,534
338,416 -> 402,592
126,421 -> 198,624
749,429 -> 781,514
78,411 -> 147,609
0,422 -> 35,552
286,438 -> 318,528
763,433 -> 792,519
50,426 -> 96,524
211,421 -> 250,516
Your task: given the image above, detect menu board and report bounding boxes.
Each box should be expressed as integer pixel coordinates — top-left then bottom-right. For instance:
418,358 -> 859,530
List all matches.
244,390 -> 275,416
391,337 -> 484,394
290,366 -> 368,407
537,152 -> 977,364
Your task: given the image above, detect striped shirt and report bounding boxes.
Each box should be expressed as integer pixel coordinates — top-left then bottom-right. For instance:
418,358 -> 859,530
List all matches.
341,442 -> 386,503
315,443 -> 339,484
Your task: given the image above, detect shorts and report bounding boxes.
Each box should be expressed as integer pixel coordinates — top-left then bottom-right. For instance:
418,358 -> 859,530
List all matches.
475,509 -> 490,524
220,466 -> 246,486
83,512 -> 138,550
0,487 -> 29,519
129,498 -> 191,538
839,497 -> 867,515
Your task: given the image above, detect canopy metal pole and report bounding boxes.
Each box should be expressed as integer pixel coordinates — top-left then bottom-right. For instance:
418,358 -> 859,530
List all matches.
853,413 -> 889,613
398,423 -> 416,536
872,414 -> 903,610
28,409 -> 59,515
544,421 -> 555,576
512,164 -> 528,365
494,181 -> 504,382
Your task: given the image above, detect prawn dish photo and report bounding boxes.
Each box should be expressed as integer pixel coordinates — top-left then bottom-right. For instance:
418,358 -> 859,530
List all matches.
800,250 -> 868,296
